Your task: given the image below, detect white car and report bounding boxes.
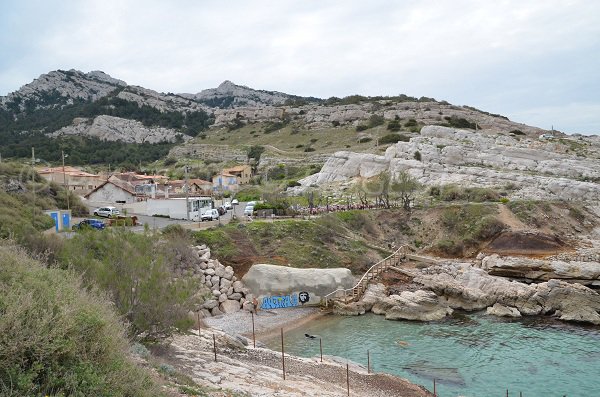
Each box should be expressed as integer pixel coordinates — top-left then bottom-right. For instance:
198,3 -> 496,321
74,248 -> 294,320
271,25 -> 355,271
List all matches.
231,199 -> 239,205
224,201 -> 233,210
200,209 -> 220,221
244,205 -> 254,216
93,206 -> 120,218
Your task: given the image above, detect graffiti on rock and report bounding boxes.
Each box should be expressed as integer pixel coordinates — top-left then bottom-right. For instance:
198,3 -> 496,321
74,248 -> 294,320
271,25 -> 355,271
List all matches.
261,293 -> 299,309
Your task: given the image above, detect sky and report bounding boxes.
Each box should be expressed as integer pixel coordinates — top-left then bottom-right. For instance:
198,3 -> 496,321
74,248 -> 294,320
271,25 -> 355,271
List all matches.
1,0 -> 599,134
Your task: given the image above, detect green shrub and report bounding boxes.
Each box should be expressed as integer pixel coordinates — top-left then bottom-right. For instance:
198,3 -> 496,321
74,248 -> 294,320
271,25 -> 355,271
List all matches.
368,114 -> 385,128
0,243 -> 162,397
356,124 -> 368,132
379,134 -> 410,144
509,129 -> 525,135
358,137 -> 372,143
387,120 -> 401,131
404,118 -> 418,127
436,239 -> 463,256
304,147 -> 316,152
413,151 -> 422,161
57,230 -> 197,339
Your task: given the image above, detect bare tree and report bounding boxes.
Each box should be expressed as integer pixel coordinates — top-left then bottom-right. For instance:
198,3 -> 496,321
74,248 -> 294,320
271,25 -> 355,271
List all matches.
391,171 -> 420,210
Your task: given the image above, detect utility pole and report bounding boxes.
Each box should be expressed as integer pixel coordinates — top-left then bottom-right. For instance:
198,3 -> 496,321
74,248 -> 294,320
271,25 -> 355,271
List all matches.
31,147 -> 36,226
185,165 -> 190,221
62,150 -> 70,210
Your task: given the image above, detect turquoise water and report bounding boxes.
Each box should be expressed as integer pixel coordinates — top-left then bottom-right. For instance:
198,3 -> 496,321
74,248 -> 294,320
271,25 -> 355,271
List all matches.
265,312 -> 600,397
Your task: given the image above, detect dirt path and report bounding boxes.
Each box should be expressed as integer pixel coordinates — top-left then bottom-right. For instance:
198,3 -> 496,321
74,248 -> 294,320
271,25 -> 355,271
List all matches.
496,204 -> 528,231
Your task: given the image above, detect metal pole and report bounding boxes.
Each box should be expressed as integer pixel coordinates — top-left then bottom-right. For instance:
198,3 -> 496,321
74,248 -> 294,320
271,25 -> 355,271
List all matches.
62,150 -> 70,210
319,338 -> 323,363
506,389 -> 508,397
433,379 -> 436,397
196,312 -> 201,337
367,350 -> 370,374
212,334 -> 217,362
251,311 -> 256,348
31,147 -> 36,226
281,328 -> 285,380
346,362 -> 350,396
185,165 -> 190,221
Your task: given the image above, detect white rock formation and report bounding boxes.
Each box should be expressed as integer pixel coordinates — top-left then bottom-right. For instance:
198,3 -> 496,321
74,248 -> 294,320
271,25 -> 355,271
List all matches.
486,303 -> 521,317
49,115 -> 190,144
300,126 -> 600,201
414,263 -> 600,325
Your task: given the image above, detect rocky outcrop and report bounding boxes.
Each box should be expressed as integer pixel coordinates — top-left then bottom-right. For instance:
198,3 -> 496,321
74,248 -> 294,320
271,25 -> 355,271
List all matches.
0,69 -> 125,111
414,263 -> 600,325
486,303 -> 521,317
242,264 -> 354,302
49,115 -> 190,144
300,126 -> 600,201
479,254 -> 600,286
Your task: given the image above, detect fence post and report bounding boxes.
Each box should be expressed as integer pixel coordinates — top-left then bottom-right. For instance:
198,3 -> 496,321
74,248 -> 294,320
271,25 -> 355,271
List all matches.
251,311 -> 256,348
367,350 -> 370,374
212,334 -> 217,362
196,312 -> 201,338
433,379 -> 436,397
506,389 -> 508,397
281,328 -> 286,380
320,338 -> 323,363
346,362 -> 350,396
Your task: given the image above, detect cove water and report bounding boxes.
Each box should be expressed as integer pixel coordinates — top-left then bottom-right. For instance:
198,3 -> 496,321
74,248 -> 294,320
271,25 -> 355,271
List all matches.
265,312 -> 600,397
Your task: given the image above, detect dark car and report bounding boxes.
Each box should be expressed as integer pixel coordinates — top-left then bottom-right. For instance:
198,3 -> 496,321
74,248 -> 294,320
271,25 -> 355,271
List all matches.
73,219 -> 105,230
217,206 -> 227,216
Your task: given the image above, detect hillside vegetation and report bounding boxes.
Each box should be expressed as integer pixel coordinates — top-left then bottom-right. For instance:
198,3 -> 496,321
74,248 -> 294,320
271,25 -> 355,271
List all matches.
0,242 -> 162,397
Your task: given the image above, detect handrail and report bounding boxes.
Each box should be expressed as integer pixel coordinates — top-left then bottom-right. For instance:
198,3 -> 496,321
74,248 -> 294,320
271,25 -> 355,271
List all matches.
322,245 -> 408,307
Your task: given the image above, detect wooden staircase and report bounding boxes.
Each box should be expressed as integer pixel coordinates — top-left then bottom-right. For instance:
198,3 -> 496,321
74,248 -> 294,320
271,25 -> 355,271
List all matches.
322,245 -> 409,307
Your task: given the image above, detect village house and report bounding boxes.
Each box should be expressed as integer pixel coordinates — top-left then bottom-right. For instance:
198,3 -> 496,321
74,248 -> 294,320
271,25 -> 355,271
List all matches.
166,179 -> 212,196
212,172 -> 239,193
37,166 -> 104,194
222,164 -> 252,185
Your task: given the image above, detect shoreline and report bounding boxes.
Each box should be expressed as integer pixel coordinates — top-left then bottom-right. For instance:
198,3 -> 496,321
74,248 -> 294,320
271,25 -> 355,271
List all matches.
202,305 -> 326,341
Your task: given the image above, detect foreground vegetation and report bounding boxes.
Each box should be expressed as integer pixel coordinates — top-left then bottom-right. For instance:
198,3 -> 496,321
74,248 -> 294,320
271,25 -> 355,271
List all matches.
0,242 -> 162,397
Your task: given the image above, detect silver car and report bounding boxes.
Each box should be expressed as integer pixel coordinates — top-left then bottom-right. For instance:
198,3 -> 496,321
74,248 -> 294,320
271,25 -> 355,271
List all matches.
93,206 -> 120,218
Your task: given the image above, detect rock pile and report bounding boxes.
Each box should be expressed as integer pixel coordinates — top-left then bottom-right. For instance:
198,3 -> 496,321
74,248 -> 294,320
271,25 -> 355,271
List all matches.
189,245 -> 254,318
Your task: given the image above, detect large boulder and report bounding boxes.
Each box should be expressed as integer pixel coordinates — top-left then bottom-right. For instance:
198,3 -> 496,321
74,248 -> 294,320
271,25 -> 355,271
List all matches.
220,300 -> 241,314
360,283 -> 387,311
383,290 -> 453,321
486,303 -> 521,317
242,264 -> 355,302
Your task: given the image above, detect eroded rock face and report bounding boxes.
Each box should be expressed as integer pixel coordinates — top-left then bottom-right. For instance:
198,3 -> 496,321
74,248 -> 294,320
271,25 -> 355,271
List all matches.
49,115 -> 189,144
242,264 -> 355,301
480,254 -> 600,286
300,126 -> 600,201
333,301 -> 366,316
414,263 -> 600,325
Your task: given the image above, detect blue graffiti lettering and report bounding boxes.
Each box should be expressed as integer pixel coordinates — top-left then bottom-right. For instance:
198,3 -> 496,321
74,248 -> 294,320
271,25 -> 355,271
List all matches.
260,293 -> 299,309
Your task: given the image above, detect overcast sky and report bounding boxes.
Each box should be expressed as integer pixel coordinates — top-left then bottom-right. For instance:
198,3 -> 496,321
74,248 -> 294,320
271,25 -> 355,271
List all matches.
1,0 -> 599,134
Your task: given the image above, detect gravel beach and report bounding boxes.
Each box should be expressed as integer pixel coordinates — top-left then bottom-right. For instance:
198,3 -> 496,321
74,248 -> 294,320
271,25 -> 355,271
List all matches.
203,307 -> 323,338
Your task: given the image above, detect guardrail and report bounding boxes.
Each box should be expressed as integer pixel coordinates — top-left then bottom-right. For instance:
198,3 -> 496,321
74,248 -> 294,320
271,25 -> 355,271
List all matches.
322,245 -> 408,307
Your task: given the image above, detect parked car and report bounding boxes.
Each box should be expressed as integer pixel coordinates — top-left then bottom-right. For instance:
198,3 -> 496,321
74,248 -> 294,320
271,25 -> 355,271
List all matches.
200,209 -> 220,221
247,201 -> 257,206
244,205 -> 254,216
73,219 -> 105,230
217,206 -> 227,215
231,199 -> 239,205
224,201 -> 232,210
93,206 -> 120,218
